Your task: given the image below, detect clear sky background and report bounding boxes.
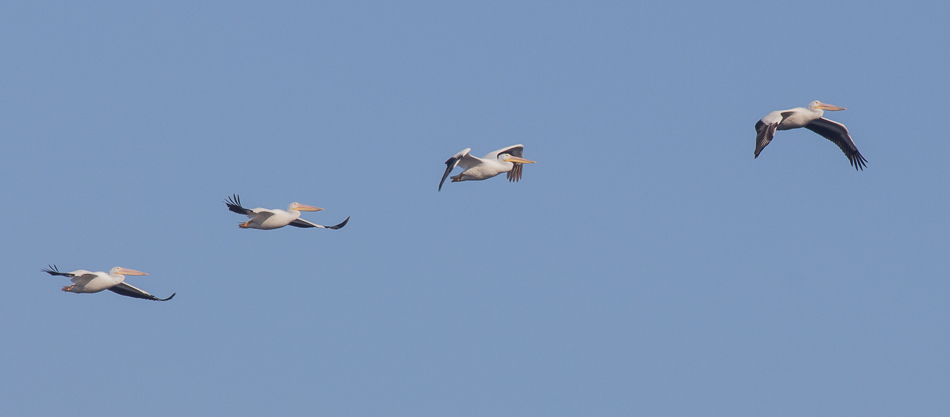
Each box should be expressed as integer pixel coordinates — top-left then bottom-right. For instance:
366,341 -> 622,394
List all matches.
2,1 -> 949,415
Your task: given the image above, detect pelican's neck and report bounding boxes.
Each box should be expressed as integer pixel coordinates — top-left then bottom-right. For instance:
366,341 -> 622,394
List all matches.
109,273 -> 126,284
285,207 -> 302,220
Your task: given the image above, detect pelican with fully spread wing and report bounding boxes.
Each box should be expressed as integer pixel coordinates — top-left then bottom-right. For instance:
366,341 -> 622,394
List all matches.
755,100 -> 867,170
225,194 -> 350,230
41,265 -> 175,301
439,144 -> 536,191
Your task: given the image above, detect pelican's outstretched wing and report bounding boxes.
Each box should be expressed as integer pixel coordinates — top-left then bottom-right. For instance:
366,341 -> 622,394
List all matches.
439,148 -> 480,191
41,265 -> 74,277
482,144 -> 527,182
289,216 -> 350,229
108,282 -> 175,301
484,144 -> 525,160
225,194 -> 253,215
754,112 -> 794,158
42,265 -> 96,285
754,120 -> 778,158
486,144 -> 526,182
804,118 -> 868,170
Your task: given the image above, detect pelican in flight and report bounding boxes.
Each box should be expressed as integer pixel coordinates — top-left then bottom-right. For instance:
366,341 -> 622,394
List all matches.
439,144 -> 536,191
755,100 -> 868,170
41,265 -> 175,301
225,194 -> 350,230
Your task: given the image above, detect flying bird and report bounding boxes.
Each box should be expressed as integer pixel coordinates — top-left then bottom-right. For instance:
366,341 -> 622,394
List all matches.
41,265 -> 175,301
755,100 -> 868,170
439,144 -> 537,191
225,194 -> 350,230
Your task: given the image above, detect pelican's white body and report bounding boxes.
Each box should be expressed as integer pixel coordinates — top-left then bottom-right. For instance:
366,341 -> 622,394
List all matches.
62,268 -> 127,293
455,154 -> 516,181
760,106 -> 824,130
243,208 -> 303,230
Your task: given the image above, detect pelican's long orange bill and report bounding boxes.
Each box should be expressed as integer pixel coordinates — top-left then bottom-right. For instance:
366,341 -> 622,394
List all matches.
816,102 -> 846,111
116,267 -> 148,276
294,204 -> 324,212
507,156 -> 536,164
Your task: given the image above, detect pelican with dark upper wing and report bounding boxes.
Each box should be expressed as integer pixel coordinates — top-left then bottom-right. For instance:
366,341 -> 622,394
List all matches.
41,265 -> 175,301
755,100 -> 868,170
225,194 -> 350,230
439,144 -> 537,191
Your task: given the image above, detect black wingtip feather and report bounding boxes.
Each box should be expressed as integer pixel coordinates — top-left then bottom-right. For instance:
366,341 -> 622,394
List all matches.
225,194 -> 251,215
439,156 -> 460,192
42,264 -> 72,277
851,153 -> 868,171
329,216 -> 350,230
506,163 -> 521,182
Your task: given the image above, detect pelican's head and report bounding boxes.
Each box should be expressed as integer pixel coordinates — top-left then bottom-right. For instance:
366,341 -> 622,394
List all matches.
110,267 -> 148,277
501,154 -> 537,164
809,101 -> 846,111
288,202 -> 323,212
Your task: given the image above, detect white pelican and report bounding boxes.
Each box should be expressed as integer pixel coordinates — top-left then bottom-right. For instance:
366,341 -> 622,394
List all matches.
755,101 -> 867,170
439,144 -> 537,191
41,265 -> 175,301
225,194 -> 350,230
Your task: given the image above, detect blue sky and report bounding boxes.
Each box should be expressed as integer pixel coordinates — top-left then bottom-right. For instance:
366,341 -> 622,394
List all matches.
2,1 -> 950,415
